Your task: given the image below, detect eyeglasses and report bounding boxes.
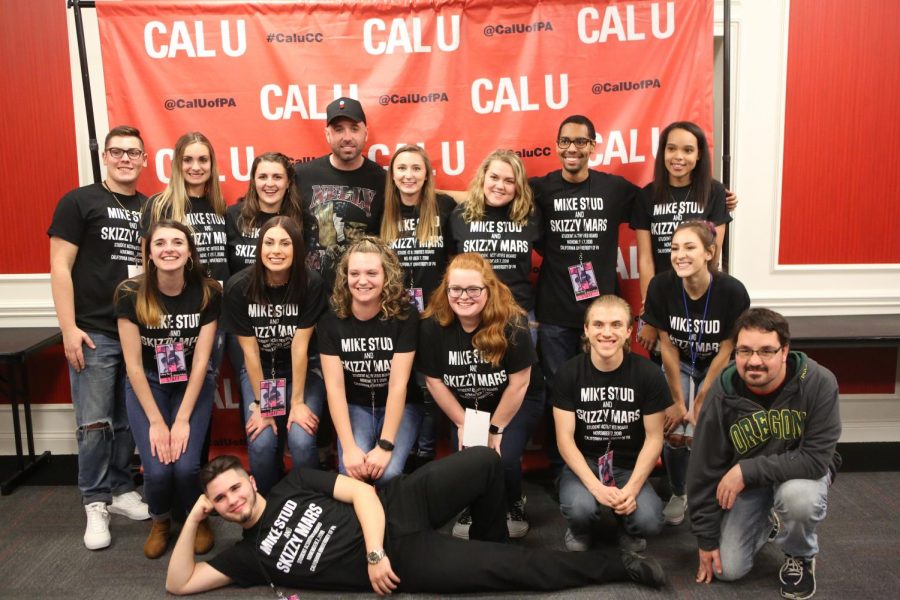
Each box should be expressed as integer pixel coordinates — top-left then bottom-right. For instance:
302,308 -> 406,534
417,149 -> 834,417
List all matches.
106,147 -> 144,160
735,346 -> 783,359
447,286 -> 486,299
557,137 -> 593,149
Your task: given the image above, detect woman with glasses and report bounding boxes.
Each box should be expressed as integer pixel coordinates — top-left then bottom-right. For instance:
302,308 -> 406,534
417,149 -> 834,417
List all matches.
318,236 -> 421,488
631,121 -> 736,354
448,149 -> 541,344
220,216 -> 326,495
381,145 -> 456,468
641,220 -> 749,527
115,220 -> 221,559
418,253 -> 541,539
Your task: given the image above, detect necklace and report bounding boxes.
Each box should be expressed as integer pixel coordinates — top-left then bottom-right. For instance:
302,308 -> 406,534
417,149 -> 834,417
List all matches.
102,180 -> 130,211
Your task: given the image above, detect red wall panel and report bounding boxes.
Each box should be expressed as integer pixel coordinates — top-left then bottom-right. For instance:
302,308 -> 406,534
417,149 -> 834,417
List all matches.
779,1 -> 900,264
804,347 -> 897,395
0,1 -> 79,274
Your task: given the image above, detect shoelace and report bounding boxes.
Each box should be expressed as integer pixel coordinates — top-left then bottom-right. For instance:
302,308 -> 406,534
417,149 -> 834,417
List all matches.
458,509 -> 472,524
87,506 -> 108,530
508,501 -> 527,521
782,557 -> 804,581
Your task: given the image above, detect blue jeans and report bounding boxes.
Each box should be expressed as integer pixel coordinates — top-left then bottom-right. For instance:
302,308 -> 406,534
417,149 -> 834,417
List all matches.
449,383 -> 544,507
69,332 -> 136,505
717,475 -> 830,581
538,322 -> 583,382
664,360 -> 706,496
240,358 -> 326,495
125,368 -> 215,519
559,455 -> 665,540
412,371 -> 436,458
337,402 -> 423,489
206,330 -> 227,380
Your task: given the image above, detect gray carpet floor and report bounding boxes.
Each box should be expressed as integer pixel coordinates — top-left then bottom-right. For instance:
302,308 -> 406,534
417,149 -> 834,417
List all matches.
1,470 -> 898,599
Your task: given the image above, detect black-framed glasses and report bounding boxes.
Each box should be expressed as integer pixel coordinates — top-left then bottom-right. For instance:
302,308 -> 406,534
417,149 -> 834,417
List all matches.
735,346 -> 783,359
106,147 -> 144,159
447,285 -> 486,299
557,137 -> 593,149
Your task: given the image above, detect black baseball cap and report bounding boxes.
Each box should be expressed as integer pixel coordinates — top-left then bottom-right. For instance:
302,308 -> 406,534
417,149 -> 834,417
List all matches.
326,97 -> 366,125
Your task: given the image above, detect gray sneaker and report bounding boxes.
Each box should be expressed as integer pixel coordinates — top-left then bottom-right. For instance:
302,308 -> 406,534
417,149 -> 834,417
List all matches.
617,530 -> 647,553
564,528 -> 591,551
663,494 -> 687,525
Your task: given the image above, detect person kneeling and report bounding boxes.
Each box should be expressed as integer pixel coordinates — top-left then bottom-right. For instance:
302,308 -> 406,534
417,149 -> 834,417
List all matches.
553,295 -> 670,553
166,448 -> 666,595
688,308 -> 841,600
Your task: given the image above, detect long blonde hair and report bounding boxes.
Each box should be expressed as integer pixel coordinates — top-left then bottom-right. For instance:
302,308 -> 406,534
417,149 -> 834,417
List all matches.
423,253 -> 526,367
381,145 -> 441,246
330,236 -> 410,320
148,132 -> 225,226
461,149 -> 533,227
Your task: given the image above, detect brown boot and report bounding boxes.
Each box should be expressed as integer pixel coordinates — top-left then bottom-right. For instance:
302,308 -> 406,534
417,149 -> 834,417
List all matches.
143,519 -> 170,559
194,519 -> 215,555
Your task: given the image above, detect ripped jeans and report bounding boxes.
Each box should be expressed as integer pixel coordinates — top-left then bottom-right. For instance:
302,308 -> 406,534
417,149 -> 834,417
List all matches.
69,332 -> 136,505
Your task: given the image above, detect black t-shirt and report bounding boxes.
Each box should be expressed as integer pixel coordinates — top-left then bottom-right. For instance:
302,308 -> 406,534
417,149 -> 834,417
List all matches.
642,270 -> 750,372
207,468 -> 370,592
317,304 -> 420,407
390,194 -> 455,309
141,195 -> 229,283
416,316 -> 536,414
295,156 -> 386,291
448,203 -> 542,311
552,352 -> 671,469
220,267 -> 326,372
225,202 -> 287,276
115,278 -> 221,372
631,181 -> 731,275
531,170 -> 638,328
47,183 -> 147,338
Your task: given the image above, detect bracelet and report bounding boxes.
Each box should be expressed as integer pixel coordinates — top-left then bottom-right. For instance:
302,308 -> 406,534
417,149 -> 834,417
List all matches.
489,424 -> 504,435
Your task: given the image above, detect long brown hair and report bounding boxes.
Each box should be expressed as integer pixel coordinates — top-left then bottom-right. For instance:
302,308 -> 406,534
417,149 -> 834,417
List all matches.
381,145 -> 441,246
330,236 -> 409,320
461,149 -> 533,227
423,253 -> 526,367
238,152 -> 303,233
115,219 -> 220,327
248,216 -> 308,305
147,132 -> 225,226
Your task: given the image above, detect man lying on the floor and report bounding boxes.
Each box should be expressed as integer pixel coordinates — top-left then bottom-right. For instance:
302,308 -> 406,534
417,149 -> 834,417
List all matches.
166,447 -> 666,595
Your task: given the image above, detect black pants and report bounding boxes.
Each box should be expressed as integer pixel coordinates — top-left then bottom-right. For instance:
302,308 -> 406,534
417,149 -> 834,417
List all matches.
379,446 -> 630,593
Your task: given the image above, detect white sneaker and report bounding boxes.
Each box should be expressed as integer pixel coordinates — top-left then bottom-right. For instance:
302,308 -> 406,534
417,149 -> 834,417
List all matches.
663,494 -> 687,525
452,508 -> 472,539
84,502 -> 111,550
109,490 -> 150,521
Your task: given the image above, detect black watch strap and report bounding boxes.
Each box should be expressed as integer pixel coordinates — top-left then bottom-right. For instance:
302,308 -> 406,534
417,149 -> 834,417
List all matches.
489,424 -> 504,435
377,438 -> 395,451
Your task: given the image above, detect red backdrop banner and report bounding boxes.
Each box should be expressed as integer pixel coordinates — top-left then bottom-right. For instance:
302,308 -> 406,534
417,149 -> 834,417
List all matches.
94,1 -> 712,433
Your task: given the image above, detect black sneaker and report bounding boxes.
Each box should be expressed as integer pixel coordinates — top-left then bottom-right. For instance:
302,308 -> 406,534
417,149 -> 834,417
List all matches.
780,555 -> 816,599
506,496 -> 530,538
621,551 -> 666,589
452,508 -> 472,539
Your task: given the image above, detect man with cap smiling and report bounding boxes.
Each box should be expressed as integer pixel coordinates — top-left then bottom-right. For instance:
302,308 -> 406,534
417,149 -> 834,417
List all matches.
295,97 -> 386,290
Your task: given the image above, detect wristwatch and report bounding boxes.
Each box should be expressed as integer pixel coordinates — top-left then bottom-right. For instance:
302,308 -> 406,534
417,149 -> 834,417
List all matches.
377,438 -> 395,451
366,549 -> 386,565
489,424 -> 504,435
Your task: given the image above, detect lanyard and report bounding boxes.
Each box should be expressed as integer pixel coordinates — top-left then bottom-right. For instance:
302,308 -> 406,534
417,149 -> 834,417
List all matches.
254,525 -> 299,600
681,275 -> 713,378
